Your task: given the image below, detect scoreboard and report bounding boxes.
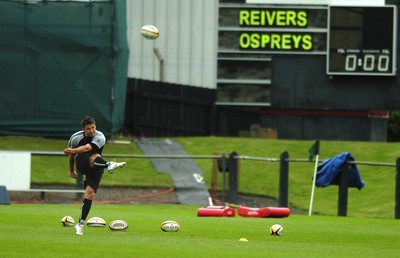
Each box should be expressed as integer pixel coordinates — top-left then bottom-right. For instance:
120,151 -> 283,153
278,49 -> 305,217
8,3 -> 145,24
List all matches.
327,6 -> 397,76
217,3 -> 398,105
218,6 -> 328,54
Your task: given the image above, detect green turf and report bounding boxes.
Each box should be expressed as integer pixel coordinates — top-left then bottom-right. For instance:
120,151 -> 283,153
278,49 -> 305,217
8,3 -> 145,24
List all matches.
0,204 -> 399,258
1,136 -> 400,218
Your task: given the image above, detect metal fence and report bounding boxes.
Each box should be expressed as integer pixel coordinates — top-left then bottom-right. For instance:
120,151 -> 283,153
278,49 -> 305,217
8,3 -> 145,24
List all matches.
31,151 -> 400,219
123,78 -> 262,137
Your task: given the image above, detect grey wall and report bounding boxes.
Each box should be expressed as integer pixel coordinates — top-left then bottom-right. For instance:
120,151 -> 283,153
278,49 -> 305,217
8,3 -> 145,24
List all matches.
260,55 -> 395,141
271,56 -> 399,110
126,0 -> 218,89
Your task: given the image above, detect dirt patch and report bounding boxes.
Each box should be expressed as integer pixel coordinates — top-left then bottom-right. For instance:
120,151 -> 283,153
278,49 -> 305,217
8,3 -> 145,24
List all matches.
8,186 -> 178,204
9,185 -> 303,214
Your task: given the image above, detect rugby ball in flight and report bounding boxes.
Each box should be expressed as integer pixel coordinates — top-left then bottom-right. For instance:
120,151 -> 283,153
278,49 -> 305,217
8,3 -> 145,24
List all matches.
140,25 -> 159,40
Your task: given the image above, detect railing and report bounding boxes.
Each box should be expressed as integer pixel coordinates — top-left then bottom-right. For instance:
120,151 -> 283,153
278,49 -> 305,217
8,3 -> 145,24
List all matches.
30,151 -> 400,219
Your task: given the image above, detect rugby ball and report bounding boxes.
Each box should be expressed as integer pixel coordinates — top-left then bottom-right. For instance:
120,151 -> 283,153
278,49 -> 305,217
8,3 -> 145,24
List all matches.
270,224 -> 283,236
140,25 -> 159,40
61,216 -> 75,227
160,220 -> 180,232
109,220 -> 129,231
87,217 -> 106,228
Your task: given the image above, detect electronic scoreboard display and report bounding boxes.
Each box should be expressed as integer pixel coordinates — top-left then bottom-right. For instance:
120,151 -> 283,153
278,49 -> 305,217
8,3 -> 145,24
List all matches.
327,6 -> 397,76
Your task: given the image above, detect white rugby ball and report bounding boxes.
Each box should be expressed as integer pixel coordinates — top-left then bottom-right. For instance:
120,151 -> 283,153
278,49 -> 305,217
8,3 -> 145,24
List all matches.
87,217 -> 106,228
61,216 -> 75,227
140,25 -> 159,40
270,224 -> 283,236
160,220 -> 180,232
109,220 -> 128,231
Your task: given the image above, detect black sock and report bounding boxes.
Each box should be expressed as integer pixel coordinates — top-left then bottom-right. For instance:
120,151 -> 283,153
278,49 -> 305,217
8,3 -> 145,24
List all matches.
94,157 -> 108,167
79,198 -> 92,223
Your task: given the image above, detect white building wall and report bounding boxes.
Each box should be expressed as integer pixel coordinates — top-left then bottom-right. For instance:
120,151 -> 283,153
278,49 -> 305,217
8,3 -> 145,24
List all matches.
126,0 -> 218,89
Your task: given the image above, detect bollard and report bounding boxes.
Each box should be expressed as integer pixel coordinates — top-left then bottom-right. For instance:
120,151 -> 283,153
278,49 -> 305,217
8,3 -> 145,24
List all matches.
279,151 -> 289,207
0,185 -> 10,204
395,158 -> 400,219
338,163 -> 349,216
228,151 -> 238,204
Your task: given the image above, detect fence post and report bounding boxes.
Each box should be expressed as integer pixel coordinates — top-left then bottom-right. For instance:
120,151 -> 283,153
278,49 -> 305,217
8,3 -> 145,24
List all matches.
395,158 -> 400,219
228,151 -> 238,204
219,155 -> 228,201
279,151 -> 289,207
338,164 -> 349,217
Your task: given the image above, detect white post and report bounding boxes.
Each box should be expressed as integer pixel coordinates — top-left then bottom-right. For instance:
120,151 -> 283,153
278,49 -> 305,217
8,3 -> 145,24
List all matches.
308,154 -> 319,216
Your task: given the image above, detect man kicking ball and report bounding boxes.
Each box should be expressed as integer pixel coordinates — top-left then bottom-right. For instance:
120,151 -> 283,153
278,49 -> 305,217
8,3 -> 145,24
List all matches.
64,115 -> 126,235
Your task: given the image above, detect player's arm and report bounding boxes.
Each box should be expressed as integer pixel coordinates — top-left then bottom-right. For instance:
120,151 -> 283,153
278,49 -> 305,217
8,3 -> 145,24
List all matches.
68,154 -> 77,179
63,143 -> 93,155
64,144 -> 93,179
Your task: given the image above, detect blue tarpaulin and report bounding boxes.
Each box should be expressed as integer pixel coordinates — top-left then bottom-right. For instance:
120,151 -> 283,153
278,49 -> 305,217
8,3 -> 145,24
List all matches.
315,152 -> 365,190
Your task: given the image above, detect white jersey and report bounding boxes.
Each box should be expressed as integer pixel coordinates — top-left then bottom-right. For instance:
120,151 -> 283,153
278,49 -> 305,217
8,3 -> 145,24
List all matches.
67,130 -> 106,154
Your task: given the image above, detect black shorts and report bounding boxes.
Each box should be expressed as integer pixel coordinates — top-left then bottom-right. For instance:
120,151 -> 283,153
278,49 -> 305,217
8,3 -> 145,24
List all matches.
76,152 -> 104,193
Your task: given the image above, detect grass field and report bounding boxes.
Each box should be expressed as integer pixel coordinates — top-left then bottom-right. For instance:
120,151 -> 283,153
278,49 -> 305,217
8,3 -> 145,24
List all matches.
1,136 -> 400,257
1,203 -> 400,258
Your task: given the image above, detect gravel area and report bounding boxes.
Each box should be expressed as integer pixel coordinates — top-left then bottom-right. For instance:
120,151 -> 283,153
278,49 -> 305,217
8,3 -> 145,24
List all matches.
9,186 -> 304,214
8,186 -> 178,204
9,185 -> 309,217
8,184 -> 284,207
